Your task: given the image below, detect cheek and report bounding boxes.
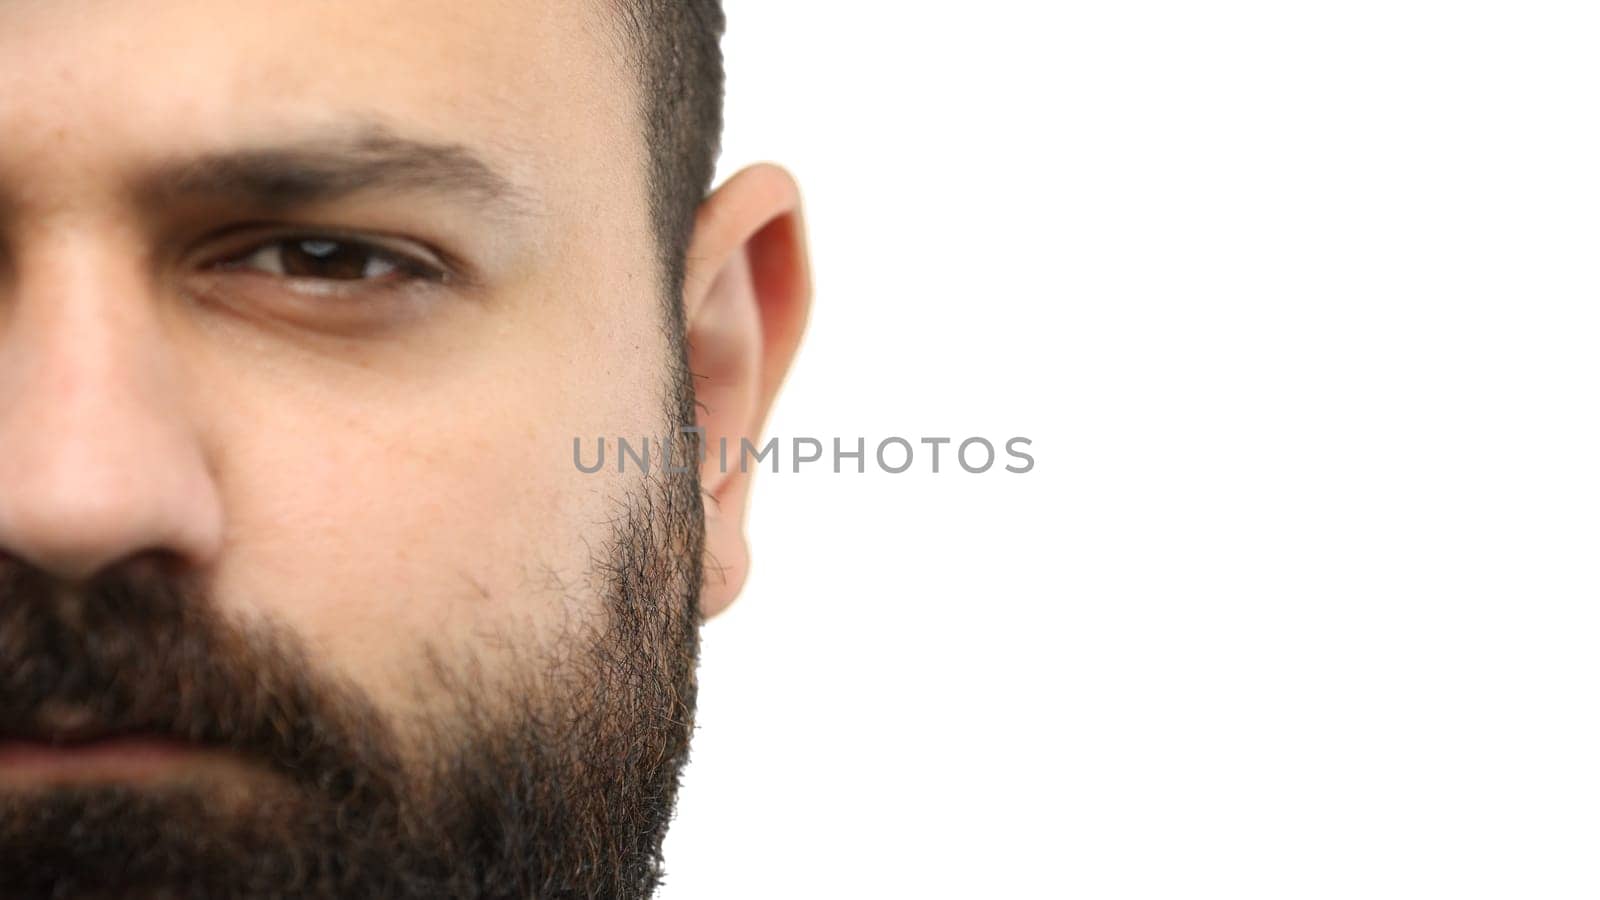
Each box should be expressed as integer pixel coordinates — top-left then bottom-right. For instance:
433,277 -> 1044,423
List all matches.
199,387 -> 565,723
199,313 -> 671,724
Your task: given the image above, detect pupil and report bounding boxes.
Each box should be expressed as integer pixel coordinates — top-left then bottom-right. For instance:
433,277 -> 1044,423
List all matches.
283,240 -> 370,279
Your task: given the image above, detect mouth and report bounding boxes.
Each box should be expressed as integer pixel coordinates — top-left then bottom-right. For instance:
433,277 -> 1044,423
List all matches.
0,727 -> 243,788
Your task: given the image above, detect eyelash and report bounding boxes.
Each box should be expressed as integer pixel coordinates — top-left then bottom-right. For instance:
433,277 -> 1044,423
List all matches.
203,231 -> 451,288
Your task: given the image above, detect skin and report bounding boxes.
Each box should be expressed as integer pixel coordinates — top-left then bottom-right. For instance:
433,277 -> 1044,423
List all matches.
0,0 -> 809,787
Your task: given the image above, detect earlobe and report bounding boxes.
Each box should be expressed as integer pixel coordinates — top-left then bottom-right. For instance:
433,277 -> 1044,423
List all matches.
680,163 -> 811,618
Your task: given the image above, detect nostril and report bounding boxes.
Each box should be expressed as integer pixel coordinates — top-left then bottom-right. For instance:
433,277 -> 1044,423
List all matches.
104,548 -> 186,584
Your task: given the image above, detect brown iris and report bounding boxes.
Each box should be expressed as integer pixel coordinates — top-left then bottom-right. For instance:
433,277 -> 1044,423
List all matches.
280,239 -> 387,280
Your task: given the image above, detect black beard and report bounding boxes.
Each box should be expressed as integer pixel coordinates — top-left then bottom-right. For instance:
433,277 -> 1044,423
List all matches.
0,468 -> 705,900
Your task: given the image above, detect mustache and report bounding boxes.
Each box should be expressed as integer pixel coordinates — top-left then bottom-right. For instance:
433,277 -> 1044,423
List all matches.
0,555 -> 403,800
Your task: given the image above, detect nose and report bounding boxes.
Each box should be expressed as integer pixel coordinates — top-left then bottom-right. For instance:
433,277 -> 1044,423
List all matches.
0,240 -> 224,583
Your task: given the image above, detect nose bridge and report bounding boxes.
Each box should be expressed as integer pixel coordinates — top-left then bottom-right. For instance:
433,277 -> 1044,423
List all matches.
0,229 -> 224,582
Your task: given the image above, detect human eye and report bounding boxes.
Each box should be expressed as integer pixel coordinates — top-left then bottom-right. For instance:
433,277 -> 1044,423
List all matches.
201,229 -> 452,289
182,223 -> 478,334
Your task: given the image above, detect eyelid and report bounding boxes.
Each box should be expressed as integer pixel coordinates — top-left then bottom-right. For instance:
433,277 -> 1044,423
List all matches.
193,222 -> 462,285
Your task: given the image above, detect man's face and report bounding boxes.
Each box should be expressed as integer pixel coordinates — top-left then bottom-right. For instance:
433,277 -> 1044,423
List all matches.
0,1 -> 711,896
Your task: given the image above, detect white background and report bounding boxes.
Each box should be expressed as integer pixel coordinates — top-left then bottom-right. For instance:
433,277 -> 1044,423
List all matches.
659,2 -> 1599,898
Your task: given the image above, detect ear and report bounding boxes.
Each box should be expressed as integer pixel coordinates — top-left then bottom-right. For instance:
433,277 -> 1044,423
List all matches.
681,163 -> 812,619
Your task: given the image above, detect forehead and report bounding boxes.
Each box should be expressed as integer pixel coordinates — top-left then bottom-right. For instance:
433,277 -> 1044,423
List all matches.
0,0 -> 638,211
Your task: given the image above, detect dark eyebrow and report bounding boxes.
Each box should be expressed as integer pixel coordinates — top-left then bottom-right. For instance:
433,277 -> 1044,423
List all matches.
132,125 -> 536,221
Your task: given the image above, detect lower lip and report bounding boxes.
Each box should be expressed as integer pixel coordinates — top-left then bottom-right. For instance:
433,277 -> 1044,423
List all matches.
0,736 -> 209,785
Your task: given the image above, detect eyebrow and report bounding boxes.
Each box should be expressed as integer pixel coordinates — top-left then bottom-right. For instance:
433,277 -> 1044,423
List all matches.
132,125 -> 537,222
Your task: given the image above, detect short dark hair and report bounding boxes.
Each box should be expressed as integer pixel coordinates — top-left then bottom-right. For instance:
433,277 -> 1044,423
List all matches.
610,1 -> 727,433
612,0 -> 727,325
